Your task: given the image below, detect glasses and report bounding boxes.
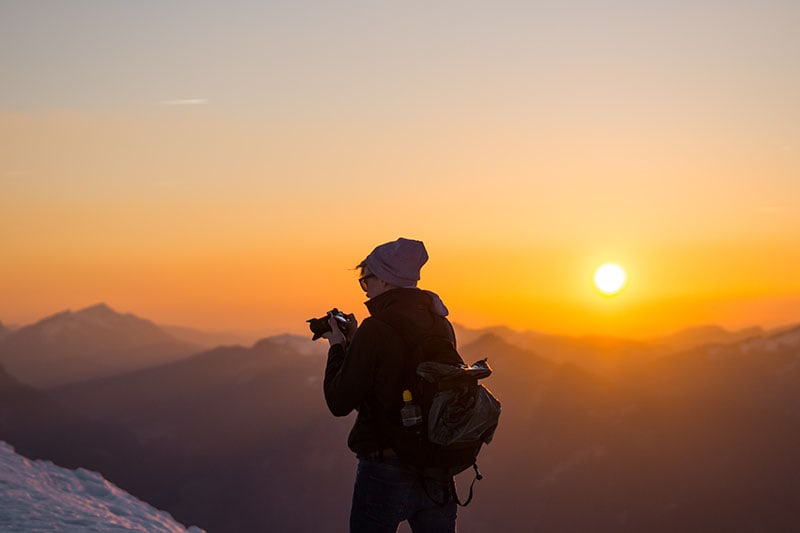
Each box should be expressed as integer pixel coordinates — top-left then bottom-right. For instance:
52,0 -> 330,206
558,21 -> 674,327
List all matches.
358,273 -> 376,292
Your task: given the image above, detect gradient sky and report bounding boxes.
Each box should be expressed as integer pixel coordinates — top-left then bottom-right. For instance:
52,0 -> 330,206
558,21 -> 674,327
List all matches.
2,1 -> 799,339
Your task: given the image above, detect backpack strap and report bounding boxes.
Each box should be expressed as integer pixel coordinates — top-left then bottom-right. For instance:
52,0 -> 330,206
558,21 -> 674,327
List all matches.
372,305 -> 462,388
453,463 -> 483,507
420,462 -> 484,508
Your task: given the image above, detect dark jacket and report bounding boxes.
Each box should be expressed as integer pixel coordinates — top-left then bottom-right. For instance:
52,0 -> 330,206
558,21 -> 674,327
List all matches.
324,288 -> 457,456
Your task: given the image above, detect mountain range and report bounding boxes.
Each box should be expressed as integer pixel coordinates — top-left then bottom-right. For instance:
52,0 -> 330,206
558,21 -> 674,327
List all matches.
0,304 -> 198,388
1,304 -> 799,531
453,323 -> 768,376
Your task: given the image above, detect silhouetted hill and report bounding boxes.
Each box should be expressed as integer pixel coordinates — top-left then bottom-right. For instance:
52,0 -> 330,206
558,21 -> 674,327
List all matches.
160,324 -> 260,350
648,324 -> 765,354
0,303 -> 199,388
453,323 -> 779,377
54,335 -> 353,531
638,325 -> 800,411
0,322 -> 9,341
55,335 -> 329,451
455,324 -> 653,375
597,326 -> 800,532
0,363 -> 166,505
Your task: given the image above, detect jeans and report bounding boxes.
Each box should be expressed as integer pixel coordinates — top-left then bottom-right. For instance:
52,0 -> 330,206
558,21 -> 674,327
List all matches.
350,456 -> 457,533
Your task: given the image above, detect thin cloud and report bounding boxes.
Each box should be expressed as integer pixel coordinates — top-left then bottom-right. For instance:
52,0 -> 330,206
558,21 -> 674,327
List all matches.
160,98 -> 209,106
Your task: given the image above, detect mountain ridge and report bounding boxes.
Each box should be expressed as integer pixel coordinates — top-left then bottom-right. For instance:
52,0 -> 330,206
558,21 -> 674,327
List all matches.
0,303 -> 200,388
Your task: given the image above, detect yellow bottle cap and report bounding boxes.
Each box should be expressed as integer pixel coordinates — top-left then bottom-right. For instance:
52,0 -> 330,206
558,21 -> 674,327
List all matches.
402,389 -> 413,402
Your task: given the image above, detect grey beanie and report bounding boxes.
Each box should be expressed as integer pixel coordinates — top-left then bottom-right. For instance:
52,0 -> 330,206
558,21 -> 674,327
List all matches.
364,237 -> 428,288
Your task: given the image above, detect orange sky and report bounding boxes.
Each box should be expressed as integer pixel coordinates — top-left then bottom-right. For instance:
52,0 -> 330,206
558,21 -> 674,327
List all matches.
2,2 -> 799,338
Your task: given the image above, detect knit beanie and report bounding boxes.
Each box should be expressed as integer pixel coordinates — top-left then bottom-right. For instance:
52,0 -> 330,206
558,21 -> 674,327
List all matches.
364,238 -> 428,288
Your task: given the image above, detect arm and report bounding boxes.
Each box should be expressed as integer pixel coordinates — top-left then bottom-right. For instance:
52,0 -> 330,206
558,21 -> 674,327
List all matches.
323,318 -> 384,417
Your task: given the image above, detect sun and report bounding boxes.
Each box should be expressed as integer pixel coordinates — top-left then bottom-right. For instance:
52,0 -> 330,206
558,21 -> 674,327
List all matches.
593,263 -> 627,296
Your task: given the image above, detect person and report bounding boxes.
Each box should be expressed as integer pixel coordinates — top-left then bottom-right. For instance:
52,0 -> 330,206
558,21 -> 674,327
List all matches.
323,237 -> 459,533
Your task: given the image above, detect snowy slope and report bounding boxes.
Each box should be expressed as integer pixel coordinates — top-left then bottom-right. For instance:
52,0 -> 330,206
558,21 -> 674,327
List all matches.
0,441 -> 204,533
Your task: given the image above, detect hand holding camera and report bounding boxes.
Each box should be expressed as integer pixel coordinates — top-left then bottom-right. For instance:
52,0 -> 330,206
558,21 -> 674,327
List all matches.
307,308 -> 358,347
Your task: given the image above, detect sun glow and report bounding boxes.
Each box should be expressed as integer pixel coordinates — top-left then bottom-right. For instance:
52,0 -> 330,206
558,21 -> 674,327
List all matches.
594,263 -> 627,296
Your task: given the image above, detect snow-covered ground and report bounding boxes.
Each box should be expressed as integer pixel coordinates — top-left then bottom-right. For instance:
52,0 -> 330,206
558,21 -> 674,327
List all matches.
0,441 -> 204,533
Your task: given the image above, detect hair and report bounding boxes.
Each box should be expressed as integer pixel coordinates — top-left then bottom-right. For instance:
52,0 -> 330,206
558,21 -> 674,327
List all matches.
354,259 -> 401,289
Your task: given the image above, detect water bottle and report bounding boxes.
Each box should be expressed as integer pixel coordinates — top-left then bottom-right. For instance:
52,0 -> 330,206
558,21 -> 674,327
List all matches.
400,389 -> 422,427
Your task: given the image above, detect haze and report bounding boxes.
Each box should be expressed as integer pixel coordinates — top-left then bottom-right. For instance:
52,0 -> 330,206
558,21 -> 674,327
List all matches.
2,1 -> 799,338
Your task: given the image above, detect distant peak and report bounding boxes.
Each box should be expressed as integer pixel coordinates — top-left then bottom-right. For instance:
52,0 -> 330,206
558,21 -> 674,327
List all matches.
471,332 -> 511,345
770,324 -> 800,343
78,303 -> 116,315
677,325 -> 728,335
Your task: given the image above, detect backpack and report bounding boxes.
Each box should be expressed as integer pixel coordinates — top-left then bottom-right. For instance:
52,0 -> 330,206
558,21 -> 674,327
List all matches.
377,311 -> 501,506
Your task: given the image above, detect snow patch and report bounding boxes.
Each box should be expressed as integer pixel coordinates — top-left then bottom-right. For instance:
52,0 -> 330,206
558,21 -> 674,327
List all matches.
263,334 -> 328,356
739,327 -> 800,355
0,441 -> 204,533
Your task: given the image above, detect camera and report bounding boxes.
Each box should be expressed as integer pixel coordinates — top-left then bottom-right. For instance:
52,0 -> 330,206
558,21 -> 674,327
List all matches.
307,308 -> 352,340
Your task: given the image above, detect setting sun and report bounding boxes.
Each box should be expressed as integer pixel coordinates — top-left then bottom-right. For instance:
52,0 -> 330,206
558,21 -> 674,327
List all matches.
594,263 -> 627,296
